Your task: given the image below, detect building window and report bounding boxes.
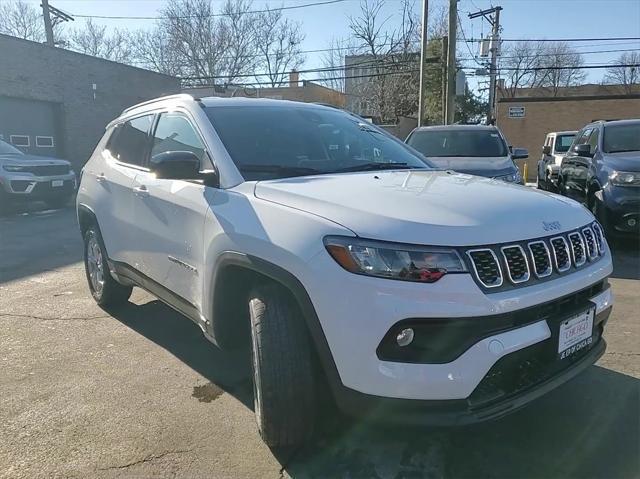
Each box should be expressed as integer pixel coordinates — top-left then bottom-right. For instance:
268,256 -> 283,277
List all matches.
36,136 -> 55,148
10,135 -> 30,147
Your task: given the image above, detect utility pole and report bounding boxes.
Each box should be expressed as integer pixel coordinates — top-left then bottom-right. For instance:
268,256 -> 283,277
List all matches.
445,0 -> 458,124
441,36 -> 448,125
487,7 -> 501,124
417,0 -> 429,126
41,0 -> 55,46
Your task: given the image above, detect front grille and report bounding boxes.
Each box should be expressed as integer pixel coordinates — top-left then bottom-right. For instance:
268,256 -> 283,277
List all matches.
592,223 -> 604,254
465,222 -> 604,291
467,249 -> 502,288
550,236 -> 571,272
501,246 -> 530,283
21,165 -> 70,176
528,241 -> 552,278
568,232 -> 586,267
582,227 -> 598,260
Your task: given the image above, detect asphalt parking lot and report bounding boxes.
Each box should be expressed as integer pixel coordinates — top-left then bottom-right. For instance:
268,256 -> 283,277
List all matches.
0,205 -> 638,479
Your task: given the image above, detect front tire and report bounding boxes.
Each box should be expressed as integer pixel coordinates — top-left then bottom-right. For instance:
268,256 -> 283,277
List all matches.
83,227 -> 132,307
248,283 -> 316,448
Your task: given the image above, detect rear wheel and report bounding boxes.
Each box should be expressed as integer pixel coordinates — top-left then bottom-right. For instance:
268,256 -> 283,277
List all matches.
84,227 -> 132,307
248,283 -> 316,448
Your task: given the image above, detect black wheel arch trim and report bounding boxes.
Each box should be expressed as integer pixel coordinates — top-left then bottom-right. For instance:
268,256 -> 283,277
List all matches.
209,251 -> 347,401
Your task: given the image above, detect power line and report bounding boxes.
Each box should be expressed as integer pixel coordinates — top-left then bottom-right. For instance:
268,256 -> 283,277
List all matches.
70,0 -> 347,20
461,36 -> 640,43
457,47 -> 640,64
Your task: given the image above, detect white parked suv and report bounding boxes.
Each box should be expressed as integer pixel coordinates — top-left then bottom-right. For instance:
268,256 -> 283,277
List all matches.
77,95 -> 614,447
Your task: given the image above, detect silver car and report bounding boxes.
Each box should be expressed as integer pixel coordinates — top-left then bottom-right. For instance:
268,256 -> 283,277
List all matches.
0,139 -> 76,211
406,125 -> 528,184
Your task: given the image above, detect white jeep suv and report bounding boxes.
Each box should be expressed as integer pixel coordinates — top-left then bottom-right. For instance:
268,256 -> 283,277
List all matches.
77,95 -> 613,447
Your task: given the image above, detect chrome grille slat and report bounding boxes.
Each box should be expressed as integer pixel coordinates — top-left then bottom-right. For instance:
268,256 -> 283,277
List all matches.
568,232 -> 586,267
592,223 -> 604,255
466,222 -> 603,290
582,227 -> 598,261
501,245 -> 530,284
527,241 -> 552,278
550,236 -> 572,272
467,249 -> 503,288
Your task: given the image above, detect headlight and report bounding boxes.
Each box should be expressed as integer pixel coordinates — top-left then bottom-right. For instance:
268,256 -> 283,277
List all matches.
324,236 -> 467,283
2,165 -> 26,172
495,170 -> 523,183
610,171 -> 640,187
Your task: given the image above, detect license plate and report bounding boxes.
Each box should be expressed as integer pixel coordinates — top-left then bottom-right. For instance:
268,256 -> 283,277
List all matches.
558,308 -> 594,359
51,180 -> 64,187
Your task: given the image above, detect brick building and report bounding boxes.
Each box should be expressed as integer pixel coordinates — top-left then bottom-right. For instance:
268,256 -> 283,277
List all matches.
184,72 -> 346,108
0,34 -> 179,169
496,84 -> 640,180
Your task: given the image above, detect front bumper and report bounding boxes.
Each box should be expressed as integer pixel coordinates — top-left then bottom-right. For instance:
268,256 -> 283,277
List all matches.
0,173 -> 76,200
303,246 -> 613,402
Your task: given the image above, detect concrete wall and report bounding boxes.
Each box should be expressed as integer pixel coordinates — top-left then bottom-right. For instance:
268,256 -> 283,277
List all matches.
497,94 -> 640,181
0,34 -> 179,168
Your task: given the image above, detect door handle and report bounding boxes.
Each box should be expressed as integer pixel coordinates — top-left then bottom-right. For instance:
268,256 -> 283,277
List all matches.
96,173 -> 106,183
133,185 -> 149,197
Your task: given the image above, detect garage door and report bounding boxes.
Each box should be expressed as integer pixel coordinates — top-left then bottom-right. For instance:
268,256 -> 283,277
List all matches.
0,96 -> 62,158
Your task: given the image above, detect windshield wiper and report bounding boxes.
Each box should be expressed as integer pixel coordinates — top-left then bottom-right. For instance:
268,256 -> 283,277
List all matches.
238,164 -> 321,176
329,162 -> 417,173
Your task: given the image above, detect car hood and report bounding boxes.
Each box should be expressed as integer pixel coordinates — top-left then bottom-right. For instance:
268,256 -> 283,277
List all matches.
254,170 -> 593,246
0,153 -> 70,166
602,151 -> 640,171
425,156 -> 515,177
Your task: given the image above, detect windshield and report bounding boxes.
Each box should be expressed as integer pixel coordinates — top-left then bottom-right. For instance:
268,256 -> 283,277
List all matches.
554,134 -> 575,153
205,105 -> 431,180
0,139 -> 24,155
407,129 -> 508,158
603,123 -> 640,153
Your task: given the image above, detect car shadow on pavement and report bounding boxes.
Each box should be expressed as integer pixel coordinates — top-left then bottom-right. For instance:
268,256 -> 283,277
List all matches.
611,240 -> 640,280
106,299 -> 639,479
282,365 -> 639,479
108,299 -> 254,409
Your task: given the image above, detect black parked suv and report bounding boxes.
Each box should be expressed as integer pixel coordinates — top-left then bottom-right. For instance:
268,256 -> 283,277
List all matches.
558,119 -> 640,238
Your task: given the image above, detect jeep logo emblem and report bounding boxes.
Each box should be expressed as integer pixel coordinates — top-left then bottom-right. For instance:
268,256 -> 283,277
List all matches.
543,221 -> 562,231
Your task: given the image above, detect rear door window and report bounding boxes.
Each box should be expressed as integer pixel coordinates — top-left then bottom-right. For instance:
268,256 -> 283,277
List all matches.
107,115 -> 153,167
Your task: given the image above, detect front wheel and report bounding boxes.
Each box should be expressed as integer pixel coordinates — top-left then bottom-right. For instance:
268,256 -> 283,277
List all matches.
248,283 -> 316,448
84,227 -> 132,307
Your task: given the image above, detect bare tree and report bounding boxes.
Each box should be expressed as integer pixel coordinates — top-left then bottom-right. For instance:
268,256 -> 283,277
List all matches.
318,37 -> 359,92
67,19 -> 132,63
604,52 -> 640,93
252,6 -> 305,87
535,42 -> 586,95
0,0 -> 63,43
144,0 -> 260,85
132,28 -> 185,77
501,41 -> 586,96
343,0 -> 423,122
500,41 -> 546,97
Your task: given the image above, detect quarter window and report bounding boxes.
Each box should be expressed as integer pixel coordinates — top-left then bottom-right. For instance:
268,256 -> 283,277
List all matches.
151,113 -> 206,164
106,115 -> 153,167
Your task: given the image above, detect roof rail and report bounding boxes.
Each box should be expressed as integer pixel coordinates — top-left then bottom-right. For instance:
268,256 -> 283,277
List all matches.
121,94 -> 195,115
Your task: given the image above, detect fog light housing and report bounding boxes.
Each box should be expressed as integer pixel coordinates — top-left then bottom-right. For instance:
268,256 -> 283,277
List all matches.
396,328 -> 415,347
628,218 -> 637,227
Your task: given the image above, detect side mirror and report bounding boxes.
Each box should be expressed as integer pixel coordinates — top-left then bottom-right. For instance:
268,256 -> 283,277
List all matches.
512,147 -> 529,160
573,144 -> 592,157
150,151 -> 219,187
542,145 -> 551,155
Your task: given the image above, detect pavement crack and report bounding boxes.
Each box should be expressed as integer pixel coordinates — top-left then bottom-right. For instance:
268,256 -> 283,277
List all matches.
0,312 -> 110,321
98,449 -> 194,470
